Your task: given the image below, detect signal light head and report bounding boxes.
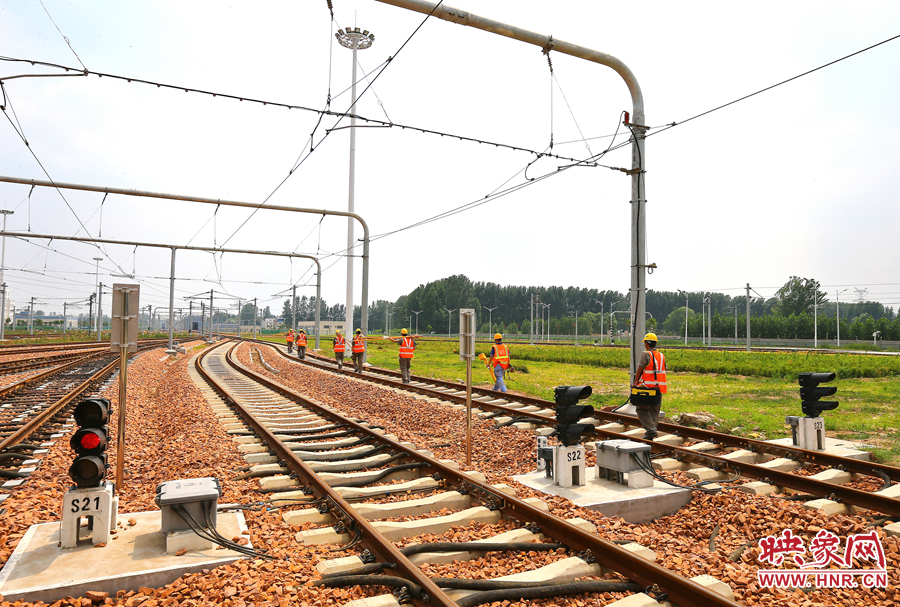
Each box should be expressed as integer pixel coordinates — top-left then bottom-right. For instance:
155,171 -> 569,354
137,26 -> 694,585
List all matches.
70,428 -> 107,456
73,398 -> 110,427
798,372 -> 839,419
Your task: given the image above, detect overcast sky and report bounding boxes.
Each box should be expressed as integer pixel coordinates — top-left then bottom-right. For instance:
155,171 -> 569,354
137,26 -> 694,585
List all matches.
1,0 -> 899,320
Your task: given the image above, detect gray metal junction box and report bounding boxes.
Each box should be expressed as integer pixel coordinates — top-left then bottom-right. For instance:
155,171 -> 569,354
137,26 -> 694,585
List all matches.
155,477 -> 222,533
595,440 -> 652,473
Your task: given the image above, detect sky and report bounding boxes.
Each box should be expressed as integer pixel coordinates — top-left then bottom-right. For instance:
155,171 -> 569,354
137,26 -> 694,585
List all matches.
1,0 -> 899,321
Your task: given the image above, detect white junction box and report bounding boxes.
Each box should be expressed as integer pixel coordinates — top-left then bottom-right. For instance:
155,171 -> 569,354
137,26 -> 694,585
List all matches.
155,477 -> 222,534
595,440 -> 654,489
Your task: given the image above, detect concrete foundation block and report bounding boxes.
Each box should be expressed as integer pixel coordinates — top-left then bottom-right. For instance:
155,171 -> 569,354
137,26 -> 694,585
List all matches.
684,468 -> 729,482
654,434 -> 684,446
688,574 -> 735,601
721,449 -> 759,464
597,422 -> 626,433
603,594 -> 659,607
165,530 -> 214,554
803,499 -> 855,515
344,594 -> 401,607
884,522 -> 900,537
316,555 -> 363,576
736,481 -> 779,495
875,484 -> 900,499
808,469 -> 852,485
758,458 -> 801,473
685,442 -> 719,452
652,458 -> 685,472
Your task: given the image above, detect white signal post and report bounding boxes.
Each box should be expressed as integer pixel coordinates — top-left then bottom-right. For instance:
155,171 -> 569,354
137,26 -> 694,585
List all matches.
459,309 -> 476,467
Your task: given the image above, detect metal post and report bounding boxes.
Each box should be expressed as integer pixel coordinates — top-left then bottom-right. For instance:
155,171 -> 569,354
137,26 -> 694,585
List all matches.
97,283 -> 103,341
413,310 -> 422,336
209,290 -> 214,342
373,0 -> 648,391
0,283 -> 5,341
63,301 -> 67,336
0,209 -> 11,341
701,296 -> 706,347
814,297 -> 818,348
88,294 -> 94,336
683,292 -> 689,346
292,285 -> 297,334
116,289 -> 129,490
746,283 -> 751,352
546,303 -> 551,343
188,301 -> 193,335
733,305 -> 737,343
337,27 -> 375,351
530,293 -> 534,346
483,306 -> 497,337
93,257 -> 103,334
836,289 -> 847,347
253,298 -> 257,339
708,295 -> 712,347
167,248 -> 176,351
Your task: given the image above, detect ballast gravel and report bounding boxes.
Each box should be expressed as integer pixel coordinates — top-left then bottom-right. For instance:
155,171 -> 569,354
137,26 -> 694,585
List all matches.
0,340 -> 897,607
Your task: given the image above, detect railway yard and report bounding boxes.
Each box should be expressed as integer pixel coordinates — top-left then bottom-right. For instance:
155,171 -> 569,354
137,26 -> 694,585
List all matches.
0,339 -> 899,607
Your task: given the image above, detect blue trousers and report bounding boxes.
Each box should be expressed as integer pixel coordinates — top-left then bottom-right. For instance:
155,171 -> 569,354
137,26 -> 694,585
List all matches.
493,366 -> 507,392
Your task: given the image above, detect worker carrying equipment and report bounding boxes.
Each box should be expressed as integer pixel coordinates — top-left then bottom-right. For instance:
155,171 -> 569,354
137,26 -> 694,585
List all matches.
333,330 -> 346,370
351,328 -> 366,372
296,329 -> 307,359
386,329 -> 421,384
487,333 -> 510,393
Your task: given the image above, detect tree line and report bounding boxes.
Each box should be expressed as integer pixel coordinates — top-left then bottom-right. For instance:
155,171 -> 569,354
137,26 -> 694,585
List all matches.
276,275 -> 897,340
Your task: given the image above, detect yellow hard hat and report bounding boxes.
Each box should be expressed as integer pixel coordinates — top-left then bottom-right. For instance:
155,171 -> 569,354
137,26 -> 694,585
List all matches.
643,332 -> 658,341
401,328 -> 409,335
336,330 -> 341,335
300,329 -> 305,333
494,333 -> 503,340
356,328 -> 361,334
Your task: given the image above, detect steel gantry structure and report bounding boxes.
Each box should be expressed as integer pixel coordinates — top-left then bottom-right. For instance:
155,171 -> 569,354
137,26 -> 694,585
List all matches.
0,175 -> 371,350
374,0 -> 649,379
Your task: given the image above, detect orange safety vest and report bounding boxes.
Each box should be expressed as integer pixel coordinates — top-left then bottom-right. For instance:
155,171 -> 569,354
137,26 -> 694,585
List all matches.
352,335 -> 366,353
492,343 -> 510,369
640,350 -> 667,393
286,331 -> 294,343
399,337 -> 415,359
296,333 -> 307,346
333,335 -> 346,353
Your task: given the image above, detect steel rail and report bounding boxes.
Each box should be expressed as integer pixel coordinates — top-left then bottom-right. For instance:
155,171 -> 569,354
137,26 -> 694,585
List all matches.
213,341 -> 740,607
0,356 -> 120,450
0,351 -> 105,373
197,342 -> 458,607
0,350 -> 111,401
261,339 -> 900,483
253,340 -> 900,516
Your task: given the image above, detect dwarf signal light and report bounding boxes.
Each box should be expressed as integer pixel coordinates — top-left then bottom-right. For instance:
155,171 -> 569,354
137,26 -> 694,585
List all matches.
69,397 -> 110,488
798,372 -> 839,418
554,385 -> 595,446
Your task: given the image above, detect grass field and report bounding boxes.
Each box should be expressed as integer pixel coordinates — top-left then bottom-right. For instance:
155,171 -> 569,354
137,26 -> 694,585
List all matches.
260,336 -> 900,466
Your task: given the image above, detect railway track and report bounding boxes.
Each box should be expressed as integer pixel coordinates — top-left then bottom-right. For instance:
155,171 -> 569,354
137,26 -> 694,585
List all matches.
194,339 -> 740,607
0,340 -> 170,499
252,338 -> 900,519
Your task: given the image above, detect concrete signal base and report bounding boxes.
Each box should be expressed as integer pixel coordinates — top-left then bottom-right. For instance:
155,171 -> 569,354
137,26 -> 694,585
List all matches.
0,509 -> 249,604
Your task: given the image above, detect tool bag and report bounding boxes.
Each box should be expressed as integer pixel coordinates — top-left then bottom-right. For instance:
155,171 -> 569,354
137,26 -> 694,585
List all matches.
630,351 -> 661,406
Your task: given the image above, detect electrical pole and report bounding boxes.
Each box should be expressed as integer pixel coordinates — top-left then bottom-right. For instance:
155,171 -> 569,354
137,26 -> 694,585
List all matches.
29,297 -> 34,335
88,293 -> 94,334
412,310 -> 422,335
209,289 -> 214,342
292,285 -> 297,334
93,257 -> 103,334
746,283 -> 751,352
96,283 -> 103,341
63,301 -> 67,336
0,209 -> 12,341
253,298 -> 257,339
337,26 -> 375,341
836,288 -> 847,347
483,306 -> 497,336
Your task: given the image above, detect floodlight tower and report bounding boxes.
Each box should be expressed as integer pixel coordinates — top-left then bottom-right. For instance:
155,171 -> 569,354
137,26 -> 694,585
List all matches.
337,26 -> 375,339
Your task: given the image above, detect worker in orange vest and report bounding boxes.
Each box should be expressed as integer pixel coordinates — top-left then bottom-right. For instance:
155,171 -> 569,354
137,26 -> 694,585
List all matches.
387,328 -> 416,383
351,328 -> 366,373
333,330 -> 346,370
487,333 -> 511,393
285,329 -> 295,354
296,329 -> 307,359
632,332 -> 667,440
